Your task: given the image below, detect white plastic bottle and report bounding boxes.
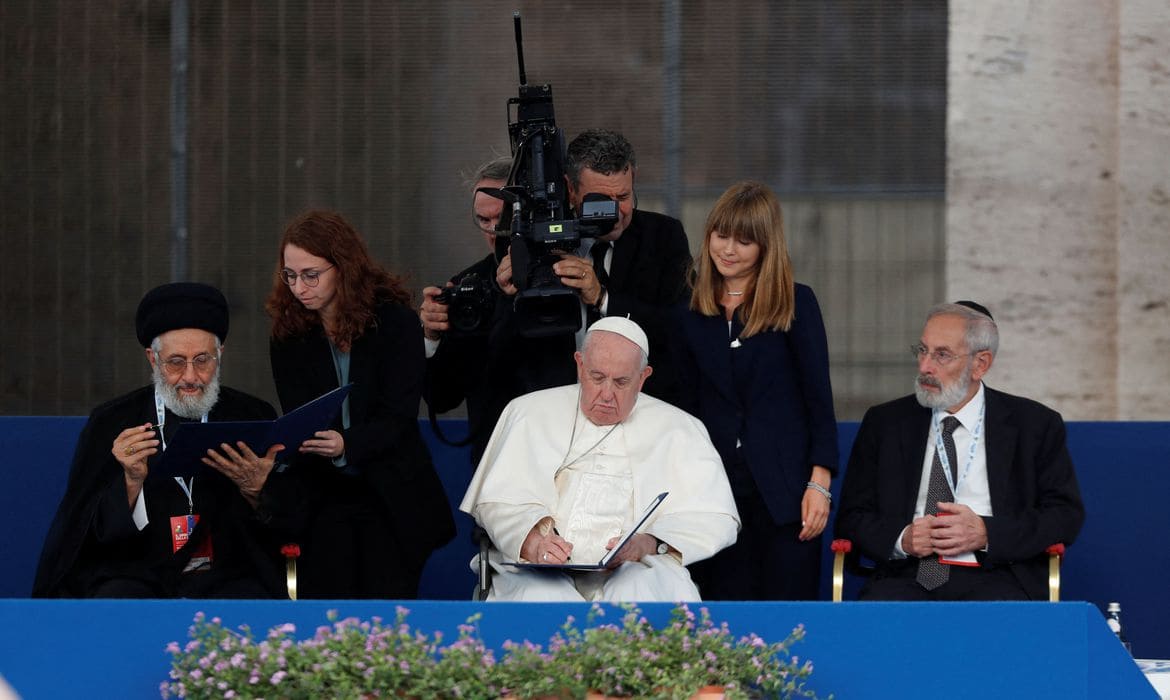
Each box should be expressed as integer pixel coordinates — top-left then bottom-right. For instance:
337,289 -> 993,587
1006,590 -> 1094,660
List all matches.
1106,602 -> 1133,654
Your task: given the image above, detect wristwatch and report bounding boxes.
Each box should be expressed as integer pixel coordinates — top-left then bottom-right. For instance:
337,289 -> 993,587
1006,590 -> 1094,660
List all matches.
654,537 -> 669,555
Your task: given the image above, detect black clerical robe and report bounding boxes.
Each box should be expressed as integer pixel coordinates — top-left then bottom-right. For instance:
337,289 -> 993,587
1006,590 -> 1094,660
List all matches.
33,386 -> 298,598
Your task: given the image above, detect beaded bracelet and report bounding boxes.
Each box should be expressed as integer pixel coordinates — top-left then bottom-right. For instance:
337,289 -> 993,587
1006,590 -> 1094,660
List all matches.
806,481 -> 832,502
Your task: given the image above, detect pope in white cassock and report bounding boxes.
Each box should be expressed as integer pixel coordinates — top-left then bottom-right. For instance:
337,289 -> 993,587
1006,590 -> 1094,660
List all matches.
460,316 -> 741,601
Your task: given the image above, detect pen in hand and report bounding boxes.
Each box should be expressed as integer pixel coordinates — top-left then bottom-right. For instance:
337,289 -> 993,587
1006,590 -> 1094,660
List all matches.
553,527 -> 570,562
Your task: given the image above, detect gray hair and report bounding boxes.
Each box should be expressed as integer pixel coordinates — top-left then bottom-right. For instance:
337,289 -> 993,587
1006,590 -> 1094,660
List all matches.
925,303 -> 999,357
565,129 -> 636,187
465,156 -> 513,191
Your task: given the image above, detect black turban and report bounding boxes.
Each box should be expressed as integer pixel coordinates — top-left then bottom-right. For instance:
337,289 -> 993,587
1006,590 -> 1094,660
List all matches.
135,282 -> 230,348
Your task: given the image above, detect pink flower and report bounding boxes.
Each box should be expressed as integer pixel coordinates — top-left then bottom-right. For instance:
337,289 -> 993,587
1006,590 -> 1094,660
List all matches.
269,670 -> 287,685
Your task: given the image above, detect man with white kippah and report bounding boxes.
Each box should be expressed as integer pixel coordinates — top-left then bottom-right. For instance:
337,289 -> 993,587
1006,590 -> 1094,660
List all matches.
460,316 -> 740,601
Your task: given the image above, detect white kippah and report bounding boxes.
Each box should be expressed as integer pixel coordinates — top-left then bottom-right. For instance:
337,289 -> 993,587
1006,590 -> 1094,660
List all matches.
588,315 -> 649,357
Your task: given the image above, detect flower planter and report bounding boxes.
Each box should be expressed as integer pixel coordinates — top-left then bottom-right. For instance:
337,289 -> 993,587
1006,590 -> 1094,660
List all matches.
584,687 -> 725,699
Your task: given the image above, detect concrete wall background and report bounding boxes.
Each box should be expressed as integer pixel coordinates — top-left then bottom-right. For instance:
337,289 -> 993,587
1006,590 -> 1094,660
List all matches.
948,0 -> 1170,419
3,1 -> 1167,420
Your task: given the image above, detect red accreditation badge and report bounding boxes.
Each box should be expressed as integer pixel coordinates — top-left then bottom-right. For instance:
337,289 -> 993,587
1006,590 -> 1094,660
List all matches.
170,514 -> 193,553
170,514 -> 214,571
935,512 -> 980,567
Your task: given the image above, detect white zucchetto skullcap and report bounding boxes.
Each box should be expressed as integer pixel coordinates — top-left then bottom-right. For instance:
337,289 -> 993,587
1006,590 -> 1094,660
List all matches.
587,316 -> 649,357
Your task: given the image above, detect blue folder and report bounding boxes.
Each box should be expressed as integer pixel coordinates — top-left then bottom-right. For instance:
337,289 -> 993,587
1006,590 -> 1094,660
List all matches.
153,384 -> 352,478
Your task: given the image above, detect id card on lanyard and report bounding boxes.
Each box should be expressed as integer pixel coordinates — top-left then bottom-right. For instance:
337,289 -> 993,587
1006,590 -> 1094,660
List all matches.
155,391 -> 213,570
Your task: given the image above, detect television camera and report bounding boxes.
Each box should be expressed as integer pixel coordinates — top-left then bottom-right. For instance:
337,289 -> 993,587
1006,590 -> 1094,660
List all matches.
483,11 -> 619,338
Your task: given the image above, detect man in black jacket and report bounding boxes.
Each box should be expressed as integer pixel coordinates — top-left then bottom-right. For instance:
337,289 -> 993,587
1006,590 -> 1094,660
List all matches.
421,132 -> 691,464
419,156 -> 511,457
835,302 -> 1085,600
34,283 -> 296,597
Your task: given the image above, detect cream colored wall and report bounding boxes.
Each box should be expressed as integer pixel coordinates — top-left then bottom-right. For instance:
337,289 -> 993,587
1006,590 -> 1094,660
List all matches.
947,0 -> 1170,419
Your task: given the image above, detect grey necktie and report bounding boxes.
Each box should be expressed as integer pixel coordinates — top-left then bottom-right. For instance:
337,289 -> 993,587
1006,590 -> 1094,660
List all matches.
916,415 -> 960,591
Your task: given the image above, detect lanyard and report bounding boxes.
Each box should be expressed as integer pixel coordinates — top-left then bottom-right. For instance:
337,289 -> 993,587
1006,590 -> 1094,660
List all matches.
154,390 -> 208,514
931,399 -> 984,496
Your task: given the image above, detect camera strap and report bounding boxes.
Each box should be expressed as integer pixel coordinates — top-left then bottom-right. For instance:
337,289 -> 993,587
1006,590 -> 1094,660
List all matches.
426,403 -> 480,449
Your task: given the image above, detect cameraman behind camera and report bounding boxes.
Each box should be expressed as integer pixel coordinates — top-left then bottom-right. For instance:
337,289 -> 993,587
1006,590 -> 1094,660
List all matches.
420,156 -> 511,347
424,132 -> 690,466
489,129 -> 691,444
419,157 -> 513,454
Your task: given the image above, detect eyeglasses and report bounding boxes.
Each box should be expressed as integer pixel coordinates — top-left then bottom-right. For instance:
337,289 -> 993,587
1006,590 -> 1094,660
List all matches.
910,343 -> 970,366
161,353 -> 218,376
280,265 -> 333,287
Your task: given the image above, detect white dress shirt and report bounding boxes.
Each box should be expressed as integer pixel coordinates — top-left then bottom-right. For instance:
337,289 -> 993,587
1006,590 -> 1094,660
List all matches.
893,382 -> 992,559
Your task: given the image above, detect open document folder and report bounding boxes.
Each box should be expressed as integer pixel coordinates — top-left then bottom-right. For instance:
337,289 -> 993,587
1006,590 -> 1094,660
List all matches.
154,384 -> 352,478
505,491 -> 669,572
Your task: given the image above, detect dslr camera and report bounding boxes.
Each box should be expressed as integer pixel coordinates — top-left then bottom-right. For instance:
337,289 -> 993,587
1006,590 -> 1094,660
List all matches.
434,272 -> 496,336
484,13 -> 619,338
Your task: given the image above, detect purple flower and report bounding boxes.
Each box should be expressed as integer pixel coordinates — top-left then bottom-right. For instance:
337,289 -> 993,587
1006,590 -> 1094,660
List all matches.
269,670 -> 287,685
165,641 -> 181,654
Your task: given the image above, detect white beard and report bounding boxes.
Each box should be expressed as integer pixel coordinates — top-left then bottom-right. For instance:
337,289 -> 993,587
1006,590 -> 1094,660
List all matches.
915,361 -> 973,411
153,364 -> 221,419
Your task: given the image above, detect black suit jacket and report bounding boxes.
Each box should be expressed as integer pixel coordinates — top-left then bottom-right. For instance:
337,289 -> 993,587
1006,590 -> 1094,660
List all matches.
33,386 -> 292,597
270,299 -> 456,567
835,386 -> 1086,599
424,209 -> 691,463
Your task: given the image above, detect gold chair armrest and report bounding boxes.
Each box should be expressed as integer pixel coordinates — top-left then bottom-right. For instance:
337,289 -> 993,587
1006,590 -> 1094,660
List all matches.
830,539 -> 852,603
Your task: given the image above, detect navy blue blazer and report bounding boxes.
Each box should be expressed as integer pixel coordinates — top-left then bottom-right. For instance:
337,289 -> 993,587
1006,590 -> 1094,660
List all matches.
674,283 -> 839,526
834,386 -> 1086,599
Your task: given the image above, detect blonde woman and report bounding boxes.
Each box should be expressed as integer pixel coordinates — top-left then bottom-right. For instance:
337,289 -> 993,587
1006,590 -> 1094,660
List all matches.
675,181 -> 838,600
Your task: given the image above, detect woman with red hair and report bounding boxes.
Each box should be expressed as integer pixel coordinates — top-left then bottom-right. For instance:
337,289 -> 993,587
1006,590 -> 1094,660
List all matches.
266,209 -> 454,598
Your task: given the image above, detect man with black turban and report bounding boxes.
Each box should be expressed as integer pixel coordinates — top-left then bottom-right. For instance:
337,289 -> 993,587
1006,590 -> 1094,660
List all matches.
33,283 -> 298,597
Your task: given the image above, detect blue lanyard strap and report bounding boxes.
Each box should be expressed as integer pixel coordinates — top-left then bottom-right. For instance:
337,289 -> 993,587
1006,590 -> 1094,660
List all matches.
931,399 -> 984,495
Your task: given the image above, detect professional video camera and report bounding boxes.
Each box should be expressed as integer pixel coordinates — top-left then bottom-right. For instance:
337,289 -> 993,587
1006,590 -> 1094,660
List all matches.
484,12 -> 619,338
434,272 -> 496,336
